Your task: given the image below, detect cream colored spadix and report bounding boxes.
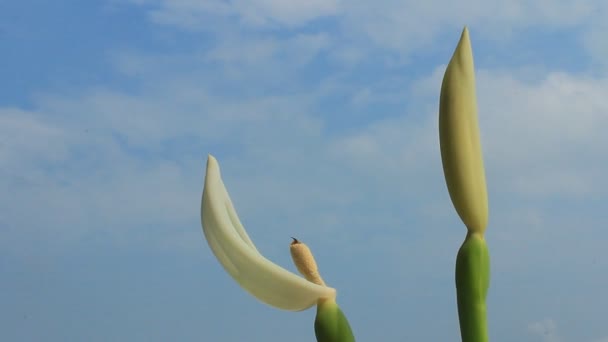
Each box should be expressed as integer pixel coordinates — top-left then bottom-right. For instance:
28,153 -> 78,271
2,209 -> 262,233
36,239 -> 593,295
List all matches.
439,26 -> 489,235
201,155 -> 336,311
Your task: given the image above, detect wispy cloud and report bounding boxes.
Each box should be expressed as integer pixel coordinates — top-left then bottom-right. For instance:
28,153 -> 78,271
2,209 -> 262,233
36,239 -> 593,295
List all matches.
529,318 -> 562,342
132,0 -> 340,29
130,0 -> 608,64
529,319 -> 608,342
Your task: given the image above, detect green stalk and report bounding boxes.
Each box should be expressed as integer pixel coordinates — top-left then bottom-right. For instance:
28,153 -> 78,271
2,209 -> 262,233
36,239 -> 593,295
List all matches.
314,298 -> 355,342
455,233 -> 490,342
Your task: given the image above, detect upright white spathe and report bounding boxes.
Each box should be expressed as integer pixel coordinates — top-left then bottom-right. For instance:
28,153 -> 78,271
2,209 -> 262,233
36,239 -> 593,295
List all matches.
201,155 -> 336,311
439,27 -> 488,235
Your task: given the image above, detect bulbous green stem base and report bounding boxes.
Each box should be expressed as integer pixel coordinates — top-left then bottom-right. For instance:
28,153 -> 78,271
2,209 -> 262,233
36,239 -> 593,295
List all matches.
456,232 -> 490,342
314,298 -> 355,342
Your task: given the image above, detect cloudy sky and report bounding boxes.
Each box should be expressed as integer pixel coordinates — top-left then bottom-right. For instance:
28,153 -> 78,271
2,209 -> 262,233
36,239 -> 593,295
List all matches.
2,1 -> 608,341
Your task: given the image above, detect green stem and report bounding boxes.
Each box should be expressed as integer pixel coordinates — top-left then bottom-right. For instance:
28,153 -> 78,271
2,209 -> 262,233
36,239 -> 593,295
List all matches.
455,232 -> 490,342
314,298 -> 355,342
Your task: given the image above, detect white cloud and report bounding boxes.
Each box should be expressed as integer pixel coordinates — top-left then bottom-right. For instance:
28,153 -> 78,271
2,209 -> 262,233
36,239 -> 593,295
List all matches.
528,320 -> 608,342
142,0 -> 235,31
529,318 -> 562,342
477,71 -> 608,198
234,0 -> 340,27
0,108 -> 69,166
0,105 -> 202,260
133,0 -> 339,30
335,0 -> 600,55
205,32 -> 330,67
129,0 -> 608,65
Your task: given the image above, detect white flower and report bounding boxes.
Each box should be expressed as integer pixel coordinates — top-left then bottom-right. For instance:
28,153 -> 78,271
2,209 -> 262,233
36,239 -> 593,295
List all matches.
200,155 -> 336,311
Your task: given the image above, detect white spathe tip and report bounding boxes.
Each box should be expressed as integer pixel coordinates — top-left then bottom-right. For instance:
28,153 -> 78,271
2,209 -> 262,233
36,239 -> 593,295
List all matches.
201,155 -> 336,311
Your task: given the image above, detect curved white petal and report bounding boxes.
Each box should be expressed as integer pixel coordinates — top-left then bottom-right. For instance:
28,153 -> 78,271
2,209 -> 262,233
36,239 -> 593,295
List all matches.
201,155 -> 336,311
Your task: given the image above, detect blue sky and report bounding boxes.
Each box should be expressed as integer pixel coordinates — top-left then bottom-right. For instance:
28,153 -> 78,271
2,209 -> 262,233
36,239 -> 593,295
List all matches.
1,1 -> 608,341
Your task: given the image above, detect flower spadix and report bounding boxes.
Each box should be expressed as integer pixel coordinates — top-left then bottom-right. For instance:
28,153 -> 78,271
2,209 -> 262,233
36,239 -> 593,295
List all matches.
200,155 -> 336,311
290,238 -> 355,342
439,26 -> 489,235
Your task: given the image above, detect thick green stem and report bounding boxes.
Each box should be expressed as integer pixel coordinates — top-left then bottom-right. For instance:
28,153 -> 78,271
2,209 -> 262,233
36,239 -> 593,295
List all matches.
455,232 -> 490,342
314,298 -> 355,342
